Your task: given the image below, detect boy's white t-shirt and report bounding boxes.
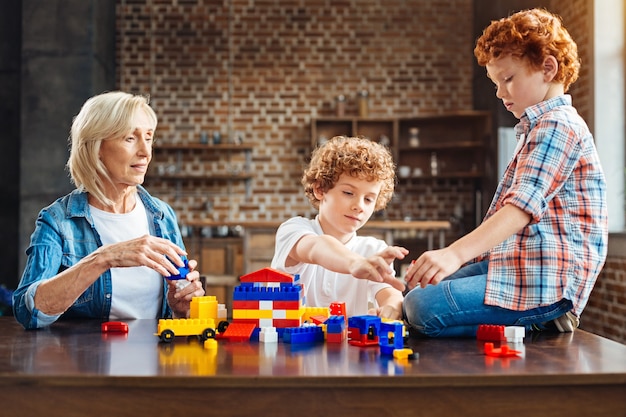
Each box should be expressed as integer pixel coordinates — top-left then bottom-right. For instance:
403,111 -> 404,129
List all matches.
90,197 -> 163,320
271,216 -> 393,317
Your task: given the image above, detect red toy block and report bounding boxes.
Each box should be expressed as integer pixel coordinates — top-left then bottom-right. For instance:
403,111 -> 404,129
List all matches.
220,322 -> 256,342
477,324 -> 506,341
239,267 -> 295,284
101,321 -> 129,333
484,342 -> 521,358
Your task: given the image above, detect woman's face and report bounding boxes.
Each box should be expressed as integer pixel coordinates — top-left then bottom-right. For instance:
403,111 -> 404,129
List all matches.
98,107 -> 155,194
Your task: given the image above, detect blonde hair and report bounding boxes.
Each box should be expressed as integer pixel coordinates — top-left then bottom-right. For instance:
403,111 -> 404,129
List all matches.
302,136 -> 396,211
67,91 -> 157,208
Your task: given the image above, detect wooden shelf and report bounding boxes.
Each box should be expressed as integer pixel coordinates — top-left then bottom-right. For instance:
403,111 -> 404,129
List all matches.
155,173 -> 253,181
147,141 -> 254,199
154,143 -> 254,151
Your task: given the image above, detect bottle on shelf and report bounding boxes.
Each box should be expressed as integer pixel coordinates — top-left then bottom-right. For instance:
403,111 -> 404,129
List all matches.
409,127 -> 420,147
430,152 -> 438,176
357,90 -> 369,118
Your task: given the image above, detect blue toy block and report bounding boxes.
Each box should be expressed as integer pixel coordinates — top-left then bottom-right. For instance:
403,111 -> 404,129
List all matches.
233,283 -> 303,301
326,315 -> 346,334
282,326 -> 324,344
379,321 -> 405,356
166,257 -> 189,280
348,315 -> 381,338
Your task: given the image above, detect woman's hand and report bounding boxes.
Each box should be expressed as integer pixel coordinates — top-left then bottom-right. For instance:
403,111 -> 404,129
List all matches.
166,259 -> 205,318
97,235 -> 190,277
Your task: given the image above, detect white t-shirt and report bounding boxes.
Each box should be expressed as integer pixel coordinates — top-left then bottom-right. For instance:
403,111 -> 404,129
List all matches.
271,216 -> 393,317
90,197 -> 163,319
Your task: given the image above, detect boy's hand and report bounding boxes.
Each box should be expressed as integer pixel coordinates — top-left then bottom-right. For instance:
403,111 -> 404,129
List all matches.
368,305 -> 402,320
348,246 -> 408,292
404,247 -> 463,290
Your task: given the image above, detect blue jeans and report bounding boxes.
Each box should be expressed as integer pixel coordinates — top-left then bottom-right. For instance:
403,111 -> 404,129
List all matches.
402,260 -> 573,337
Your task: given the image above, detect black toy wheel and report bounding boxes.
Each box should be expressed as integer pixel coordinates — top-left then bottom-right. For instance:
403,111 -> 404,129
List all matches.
201,328 -> 216,341
160,329 -> 175,343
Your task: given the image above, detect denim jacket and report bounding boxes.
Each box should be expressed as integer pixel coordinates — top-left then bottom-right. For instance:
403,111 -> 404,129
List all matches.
13,186 -> 185,329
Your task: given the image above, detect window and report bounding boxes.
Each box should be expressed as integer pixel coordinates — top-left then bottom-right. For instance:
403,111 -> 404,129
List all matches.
594,0 -> 625,232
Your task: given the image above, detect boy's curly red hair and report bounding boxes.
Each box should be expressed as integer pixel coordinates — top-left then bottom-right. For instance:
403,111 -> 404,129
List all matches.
302,136 -> 396,211
474,8 -> 580,92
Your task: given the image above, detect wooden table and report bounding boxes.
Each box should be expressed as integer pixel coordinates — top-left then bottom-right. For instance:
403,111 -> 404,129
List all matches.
2,318 -> 624,417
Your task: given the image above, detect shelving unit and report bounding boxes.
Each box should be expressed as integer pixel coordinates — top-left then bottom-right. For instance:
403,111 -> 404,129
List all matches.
396,113 -> 490,180
311,112 -> 490,180
311,112 -> 492,228
147,143 -> 254,198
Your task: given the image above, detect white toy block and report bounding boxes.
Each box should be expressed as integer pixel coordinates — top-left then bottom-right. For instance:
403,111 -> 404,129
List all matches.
505,326 -> 525,344
260,326 -> 278,343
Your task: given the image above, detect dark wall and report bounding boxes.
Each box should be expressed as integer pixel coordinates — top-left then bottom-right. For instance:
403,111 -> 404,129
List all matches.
0,0 -> 116,290
0,0 -> 22,291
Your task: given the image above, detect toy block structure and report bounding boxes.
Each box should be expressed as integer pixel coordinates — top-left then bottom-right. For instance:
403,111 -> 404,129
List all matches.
348,315 -> 381,347
302,306 -> 330,323
232,268 -> 305,333
379,320 -> 405,355
156,296 -> 219,343
325,315 -> 347,343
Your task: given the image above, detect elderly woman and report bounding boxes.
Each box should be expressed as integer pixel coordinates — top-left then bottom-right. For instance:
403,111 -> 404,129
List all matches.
13,91 -> 204,329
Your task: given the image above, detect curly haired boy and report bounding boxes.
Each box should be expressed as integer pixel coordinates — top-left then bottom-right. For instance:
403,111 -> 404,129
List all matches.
271,136 -> 407,319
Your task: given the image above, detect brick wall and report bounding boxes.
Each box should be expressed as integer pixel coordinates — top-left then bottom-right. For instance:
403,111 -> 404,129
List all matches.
116,0 -> 475,226
552,0 -> 593,131
582,252 -> 626,344
116,0 -> 625,344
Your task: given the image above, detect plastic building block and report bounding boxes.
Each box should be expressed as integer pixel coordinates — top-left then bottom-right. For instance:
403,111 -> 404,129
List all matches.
329,302 -> 347,322
203,338 -> 218,349
259,327 -> 278,343
155,295 -> 223,343
504,326 -> 525,344
477,324 -> 506,341
283,326 -> 324,344
165,258 -> 191,289
348,315 -> 381,347
484,342 -> 522,358
101,321 -> 129,333
239,267 -> 296,284
156,318 -> 217,343
167,258 -> 190,280
325,315 -> 347,343
393,348 -> 417,361
302,306 -> 330,322
379,320 -> 405,355
220,322 -> 257,342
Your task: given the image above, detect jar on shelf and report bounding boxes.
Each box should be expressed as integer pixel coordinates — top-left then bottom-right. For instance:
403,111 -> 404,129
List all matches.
357,90 -> 369,118
335,94 -> 346,117
430,152 -> 438,176
409,127 -> 420,147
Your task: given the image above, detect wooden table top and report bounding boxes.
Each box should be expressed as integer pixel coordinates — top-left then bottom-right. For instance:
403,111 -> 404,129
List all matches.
1,318 -> 625,416
1,318 -> 625,385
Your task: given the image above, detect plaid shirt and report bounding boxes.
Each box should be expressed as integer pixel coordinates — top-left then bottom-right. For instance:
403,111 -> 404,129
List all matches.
479,95 -> 608,315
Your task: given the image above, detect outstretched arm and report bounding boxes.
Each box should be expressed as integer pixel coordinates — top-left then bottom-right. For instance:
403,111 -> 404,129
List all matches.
288,234 -> 408,292
405,204 -> 531,289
